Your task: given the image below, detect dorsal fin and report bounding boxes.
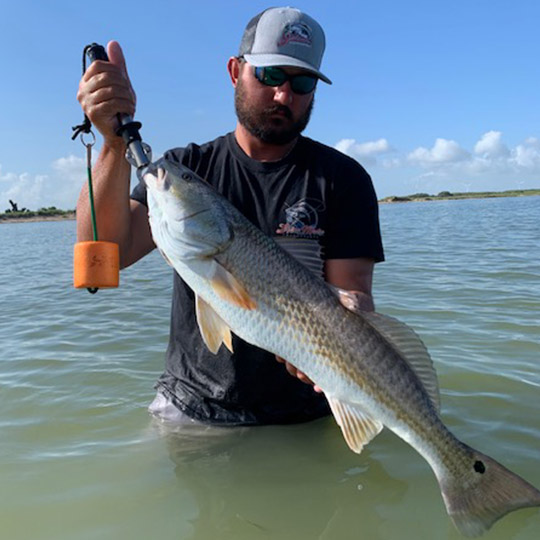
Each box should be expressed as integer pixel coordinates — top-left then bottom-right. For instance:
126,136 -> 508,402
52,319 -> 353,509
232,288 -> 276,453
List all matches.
363,311 -> 441,412
331,287 -> 440,412
327,397 -> 383,454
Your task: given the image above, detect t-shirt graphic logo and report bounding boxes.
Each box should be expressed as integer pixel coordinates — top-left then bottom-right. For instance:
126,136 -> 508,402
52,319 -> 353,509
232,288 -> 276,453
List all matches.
276,198 -> 325,238
278,23 -> 312,47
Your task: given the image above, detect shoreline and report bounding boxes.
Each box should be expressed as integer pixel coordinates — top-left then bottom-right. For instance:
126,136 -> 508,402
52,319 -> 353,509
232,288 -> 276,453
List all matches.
379,189 -> 540,204
0,212 -> 76,224
2,189 -> 539,222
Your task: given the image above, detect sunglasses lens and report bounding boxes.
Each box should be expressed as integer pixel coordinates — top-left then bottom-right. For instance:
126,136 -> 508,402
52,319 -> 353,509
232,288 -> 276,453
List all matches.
291,75 -> 317,95
254,67 -> 317,94
257,67 -> 286,86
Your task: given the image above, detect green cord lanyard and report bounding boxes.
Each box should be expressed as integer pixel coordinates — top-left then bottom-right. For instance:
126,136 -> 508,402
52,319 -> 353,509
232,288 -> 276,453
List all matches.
81,131 -> 99,294
83,133 -> 98,242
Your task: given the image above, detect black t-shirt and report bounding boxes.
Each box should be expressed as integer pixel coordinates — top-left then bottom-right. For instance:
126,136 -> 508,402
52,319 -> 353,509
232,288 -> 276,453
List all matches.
131,132 -> 384,425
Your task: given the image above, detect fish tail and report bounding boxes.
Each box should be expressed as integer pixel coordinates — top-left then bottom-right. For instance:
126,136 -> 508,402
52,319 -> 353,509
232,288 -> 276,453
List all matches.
439,448 -> 540,537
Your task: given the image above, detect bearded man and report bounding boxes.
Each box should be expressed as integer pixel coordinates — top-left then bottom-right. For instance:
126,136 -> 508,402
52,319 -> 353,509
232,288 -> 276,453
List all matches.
76,7 -> 384,426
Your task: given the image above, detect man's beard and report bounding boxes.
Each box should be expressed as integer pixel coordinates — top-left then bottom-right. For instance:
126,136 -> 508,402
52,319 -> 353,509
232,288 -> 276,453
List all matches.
235,79 -> 314,145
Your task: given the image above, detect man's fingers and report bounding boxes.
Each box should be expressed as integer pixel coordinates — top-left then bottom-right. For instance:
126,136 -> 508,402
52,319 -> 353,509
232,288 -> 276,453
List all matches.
107,41 -> 131,79
86,97 -> 136,121
81,69 -> 131,95
81,60 -> 120,84
285,361 -> 298,378
275,356 -> 323,393
295,370 -> 311,383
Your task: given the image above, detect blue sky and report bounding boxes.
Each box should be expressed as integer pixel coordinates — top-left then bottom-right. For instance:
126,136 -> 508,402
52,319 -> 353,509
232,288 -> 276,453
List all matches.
1,0 -> 539,210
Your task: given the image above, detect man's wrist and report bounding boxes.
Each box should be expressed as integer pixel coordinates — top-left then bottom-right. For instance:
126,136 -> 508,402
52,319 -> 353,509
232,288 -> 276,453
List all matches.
102,136 -> 128,156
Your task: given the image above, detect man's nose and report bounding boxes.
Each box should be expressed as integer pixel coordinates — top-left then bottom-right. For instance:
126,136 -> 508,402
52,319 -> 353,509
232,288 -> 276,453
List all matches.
273,81 -> 294,105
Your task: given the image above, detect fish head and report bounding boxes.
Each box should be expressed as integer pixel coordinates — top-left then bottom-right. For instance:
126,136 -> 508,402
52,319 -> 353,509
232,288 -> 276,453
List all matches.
144,158 -> 233,262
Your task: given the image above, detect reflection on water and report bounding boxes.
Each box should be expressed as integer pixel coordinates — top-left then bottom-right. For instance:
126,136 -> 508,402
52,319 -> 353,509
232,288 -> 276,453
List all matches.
1,197 -> 539,539
155,417 -> 409,540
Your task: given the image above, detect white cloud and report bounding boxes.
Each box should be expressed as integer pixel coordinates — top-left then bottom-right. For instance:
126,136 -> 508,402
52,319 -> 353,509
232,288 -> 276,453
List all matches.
404,132 -> 540,195
474,130 -> 509,158
335,138 -> 392,165
52,155 -> 86,180
0,171 -> 47,211
333,131 -> 540,198
511,137 -> 540,169
0,155 -> 85,211
407,138 -> 470,166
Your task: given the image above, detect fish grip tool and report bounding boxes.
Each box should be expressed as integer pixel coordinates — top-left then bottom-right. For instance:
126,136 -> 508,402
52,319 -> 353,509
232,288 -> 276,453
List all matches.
72,43 -> 152,294
80,44 -> 152,171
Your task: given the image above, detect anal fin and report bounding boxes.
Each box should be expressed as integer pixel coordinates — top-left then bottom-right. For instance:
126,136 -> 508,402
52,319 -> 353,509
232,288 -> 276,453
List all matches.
327,397 -> 383,454
195,295 -> 234,354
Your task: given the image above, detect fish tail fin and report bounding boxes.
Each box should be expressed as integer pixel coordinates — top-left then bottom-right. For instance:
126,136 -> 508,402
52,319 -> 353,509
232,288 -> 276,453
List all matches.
439,448 -> 540,537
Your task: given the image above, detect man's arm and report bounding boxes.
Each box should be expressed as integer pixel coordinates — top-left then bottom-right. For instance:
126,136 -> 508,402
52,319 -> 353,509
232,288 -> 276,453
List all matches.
76,41 -> 154,269
324,257 -> 376,311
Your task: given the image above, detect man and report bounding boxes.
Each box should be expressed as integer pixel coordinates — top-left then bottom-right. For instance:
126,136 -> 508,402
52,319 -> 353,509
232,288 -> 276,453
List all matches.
76,7 -> 384,425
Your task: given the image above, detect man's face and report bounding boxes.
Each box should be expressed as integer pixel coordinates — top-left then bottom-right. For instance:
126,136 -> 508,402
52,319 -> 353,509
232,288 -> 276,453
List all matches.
234,61 -> 315,145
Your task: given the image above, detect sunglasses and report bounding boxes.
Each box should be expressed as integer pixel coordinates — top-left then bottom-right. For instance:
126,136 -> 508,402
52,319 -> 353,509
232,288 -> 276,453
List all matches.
253,66 -> 318,95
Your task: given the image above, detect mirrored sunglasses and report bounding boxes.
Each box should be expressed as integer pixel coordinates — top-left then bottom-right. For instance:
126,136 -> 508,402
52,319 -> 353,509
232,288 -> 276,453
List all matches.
253,66 -> 318,95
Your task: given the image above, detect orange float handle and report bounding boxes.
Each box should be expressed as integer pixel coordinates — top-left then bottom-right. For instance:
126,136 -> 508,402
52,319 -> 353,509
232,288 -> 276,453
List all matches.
73,241 -> 119,292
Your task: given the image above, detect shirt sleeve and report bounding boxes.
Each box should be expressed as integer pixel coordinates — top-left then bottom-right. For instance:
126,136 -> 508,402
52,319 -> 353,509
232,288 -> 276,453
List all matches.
323,158 -> 385,263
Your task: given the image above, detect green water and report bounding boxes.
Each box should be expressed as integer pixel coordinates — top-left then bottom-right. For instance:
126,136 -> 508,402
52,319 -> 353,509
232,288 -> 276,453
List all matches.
1,196 -> 539,539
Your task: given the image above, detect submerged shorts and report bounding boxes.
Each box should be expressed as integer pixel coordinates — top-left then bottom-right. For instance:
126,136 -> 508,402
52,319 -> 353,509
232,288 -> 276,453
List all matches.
148,391 -> 201,425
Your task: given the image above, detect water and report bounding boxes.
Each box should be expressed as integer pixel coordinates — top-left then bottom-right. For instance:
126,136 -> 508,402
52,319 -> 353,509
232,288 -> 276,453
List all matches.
1,196 -> 539,540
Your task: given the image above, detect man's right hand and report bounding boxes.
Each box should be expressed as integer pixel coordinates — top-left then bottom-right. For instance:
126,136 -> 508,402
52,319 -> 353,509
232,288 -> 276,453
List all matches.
275,355 -> 323,393
76,41 -> 136,145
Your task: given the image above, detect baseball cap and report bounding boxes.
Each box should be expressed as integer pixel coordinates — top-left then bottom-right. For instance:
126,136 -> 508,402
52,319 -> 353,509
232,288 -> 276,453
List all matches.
238,7 -> 332,84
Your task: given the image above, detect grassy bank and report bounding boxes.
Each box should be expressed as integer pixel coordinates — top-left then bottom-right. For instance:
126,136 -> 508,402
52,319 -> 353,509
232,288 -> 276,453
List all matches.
380,188 -> 540,203
0,207 -> 75,223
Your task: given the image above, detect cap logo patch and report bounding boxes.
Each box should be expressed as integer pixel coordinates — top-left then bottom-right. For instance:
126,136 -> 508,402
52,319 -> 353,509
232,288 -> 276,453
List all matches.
277,22 -> 312,47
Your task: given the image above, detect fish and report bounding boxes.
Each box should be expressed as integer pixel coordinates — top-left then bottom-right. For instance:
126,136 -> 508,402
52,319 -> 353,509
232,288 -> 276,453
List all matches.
143,157 -> 540,537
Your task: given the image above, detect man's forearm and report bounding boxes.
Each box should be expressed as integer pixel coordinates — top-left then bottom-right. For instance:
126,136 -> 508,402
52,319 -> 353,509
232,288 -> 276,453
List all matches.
76,141 -> 132,256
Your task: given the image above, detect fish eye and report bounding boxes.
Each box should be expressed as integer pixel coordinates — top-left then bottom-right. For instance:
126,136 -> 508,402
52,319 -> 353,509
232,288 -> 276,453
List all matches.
473,460 -> 486,474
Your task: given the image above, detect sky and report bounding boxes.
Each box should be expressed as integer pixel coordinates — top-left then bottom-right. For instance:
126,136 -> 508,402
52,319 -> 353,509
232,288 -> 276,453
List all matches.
1,0 -> 539,210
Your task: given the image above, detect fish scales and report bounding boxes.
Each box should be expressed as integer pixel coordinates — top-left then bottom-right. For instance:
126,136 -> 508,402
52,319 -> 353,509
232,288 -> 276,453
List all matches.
144,158 -> 540,537
219,218 -> 413,417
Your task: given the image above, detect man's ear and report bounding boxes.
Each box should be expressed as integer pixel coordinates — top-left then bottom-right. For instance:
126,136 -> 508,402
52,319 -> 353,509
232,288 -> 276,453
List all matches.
227,57 -> 241,87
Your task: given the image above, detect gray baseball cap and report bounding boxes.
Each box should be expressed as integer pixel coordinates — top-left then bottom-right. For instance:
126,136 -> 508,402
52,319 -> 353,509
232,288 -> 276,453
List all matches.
238,7 -> 332,84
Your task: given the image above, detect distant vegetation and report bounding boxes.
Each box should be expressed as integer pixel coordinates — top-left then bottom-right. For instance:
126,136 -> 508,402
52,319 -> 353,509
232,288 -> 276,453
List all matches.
380,188 -> 540,203
1,200 -> 75,221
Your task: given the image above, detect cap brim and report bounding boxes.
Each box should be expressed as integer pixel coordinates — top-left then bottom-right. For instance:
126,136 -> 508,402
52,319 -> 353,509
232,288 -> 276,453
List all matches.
243,53 -> 332,84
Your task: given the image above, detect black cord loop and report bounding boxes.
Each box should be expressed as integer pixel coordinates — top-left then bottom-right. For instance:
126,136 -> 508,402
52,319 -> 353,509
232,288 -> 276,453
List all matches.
71,45 -> 93,140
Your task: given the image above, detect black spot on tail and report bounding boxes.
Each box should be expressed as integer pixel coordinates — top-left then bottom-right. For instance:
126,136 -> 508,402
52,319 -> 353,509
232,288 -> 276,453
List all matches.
474,460 -> 486,474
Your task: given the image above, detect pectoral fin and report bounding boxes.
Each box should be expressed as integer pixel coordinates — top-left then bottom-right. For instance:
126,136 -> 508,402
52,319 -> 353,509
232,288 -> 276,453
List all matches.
210,262 -> 257,310
195,295 -> 234,354
327,397 -> 383,454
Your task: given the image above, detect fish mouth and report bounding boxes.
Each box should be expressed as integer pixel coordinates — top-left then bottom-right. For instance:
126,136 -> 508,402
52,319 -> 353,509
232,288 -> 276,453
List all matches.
144,167 -> 173,192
